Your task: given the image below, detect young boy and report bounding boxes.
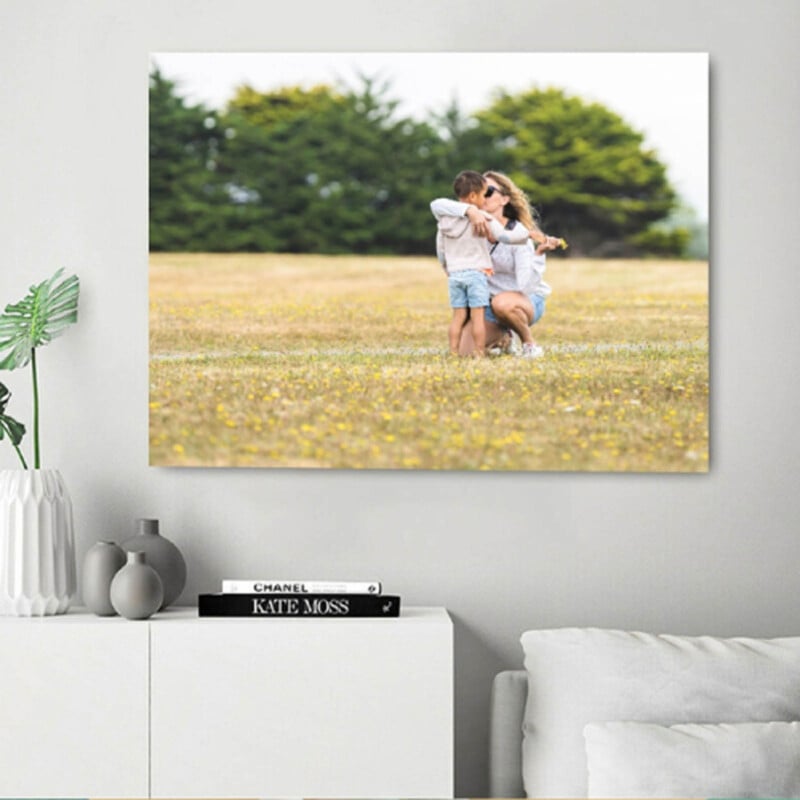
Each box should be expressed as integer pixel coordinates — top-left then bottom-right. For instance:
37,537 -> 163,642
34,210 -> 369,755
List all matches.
431,170 -> 530,355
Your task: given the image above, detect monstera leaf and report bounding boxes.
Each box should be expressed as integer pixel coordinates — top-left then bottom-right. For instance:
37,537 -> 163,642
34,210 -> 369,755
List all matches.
0,268 -> 79,468
0,381 -> 24,442
0,381 -> 10,415
0,381 -> 27,467
0,269 -> 80,370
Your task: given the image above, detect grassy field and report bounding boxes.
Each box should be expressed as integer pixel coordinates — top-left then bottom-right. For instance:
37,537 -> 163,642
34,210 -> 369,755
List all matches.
150,253 -> 708,471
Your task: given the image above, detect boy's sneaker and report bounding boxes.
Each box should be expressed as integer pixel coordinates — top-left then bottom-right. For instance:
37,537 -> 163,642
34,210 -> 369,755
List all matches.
521,342 -> 544,359
487,332 -> 509,356
488,331 -> 513,356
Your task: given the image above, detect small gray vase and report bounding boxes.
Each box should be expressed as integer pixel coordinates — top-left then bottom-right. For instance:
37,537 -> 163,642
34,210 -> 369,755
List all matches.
82,540 -> 126,616
122,518 -> 186,609
110,551 -> 164,620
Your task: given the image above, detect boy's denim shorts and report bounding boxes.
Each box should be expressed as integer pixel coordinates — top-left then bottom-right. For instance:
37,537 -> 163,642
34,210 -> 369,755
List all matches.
448,270 -> 489,309
485,293 -> 546,325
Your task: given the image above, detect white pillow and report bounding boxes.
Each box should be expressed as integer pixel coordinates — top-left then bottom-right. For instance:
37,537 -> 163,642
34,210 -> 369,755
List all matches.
584,721 -> 800,798
520,627 -> 800,797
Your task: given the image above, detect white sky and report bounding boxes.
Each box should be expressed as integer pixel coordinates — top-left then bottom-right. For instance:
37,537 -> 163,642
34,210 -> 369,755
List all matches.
151,52 -> 708,220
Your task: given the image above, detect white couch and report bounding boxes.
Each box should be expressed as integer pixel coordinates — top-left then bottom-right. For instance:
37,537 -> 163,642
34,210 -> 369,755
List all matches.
489,628 -> 800,799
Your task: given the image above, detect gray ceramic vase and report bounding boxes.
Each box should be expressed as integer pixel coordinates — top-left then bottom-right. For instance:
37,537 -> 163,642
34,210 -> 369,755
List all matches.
109,551 -> 163,620
82,540 -> 126,616
122,518 -> 186,609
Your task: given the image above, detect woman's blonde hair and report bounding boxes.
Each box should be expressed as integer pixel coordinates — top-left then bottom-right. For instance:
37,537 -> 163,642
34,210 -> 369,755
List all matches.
483,170 -> 542,236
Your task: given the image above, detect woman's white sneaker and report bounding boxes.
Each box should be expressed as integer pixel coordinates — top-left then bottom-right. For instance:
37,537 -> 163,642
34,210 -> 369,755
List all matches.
521,342 -> 544,359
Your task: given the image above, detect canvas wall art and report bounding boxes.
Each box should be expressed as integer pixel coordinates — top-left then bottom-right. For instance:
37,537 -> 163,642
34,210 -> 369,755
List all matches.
148,52 -> 708,472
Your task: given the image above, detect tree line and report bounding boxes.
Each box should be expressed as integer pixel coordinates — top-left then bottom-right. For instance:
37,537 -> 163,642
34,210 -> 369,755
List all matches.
150,68 -> 701,257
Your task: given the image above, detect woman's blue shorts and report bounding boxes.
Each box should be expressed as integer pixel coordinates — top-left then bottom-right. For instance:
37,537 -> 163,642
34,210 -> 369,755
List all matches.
485,293 -> 546,325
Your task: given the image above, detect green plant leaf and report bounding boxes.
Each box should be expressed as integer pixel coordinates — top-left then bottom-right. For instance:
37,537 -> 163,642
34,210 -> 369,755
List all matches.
0,268 -> 80,370
0,381 -> 26,447
0,416 -> 26,446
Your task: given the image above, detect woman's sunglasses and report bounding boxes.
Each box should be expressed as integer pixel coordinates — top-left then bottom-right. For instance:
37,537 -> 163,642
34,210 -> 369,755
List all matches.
484,186 -> 503,198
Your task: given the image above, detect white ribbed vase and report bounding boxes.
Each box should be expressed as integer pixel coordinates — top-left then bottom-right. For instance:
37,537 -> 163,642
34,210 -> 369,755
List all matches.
0,469 -> 77,616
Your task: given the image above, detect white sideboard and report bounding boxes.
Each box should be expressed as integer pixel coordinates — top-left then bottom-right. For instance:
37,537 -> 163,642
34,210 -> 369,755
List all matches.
0,615 -> 149,797
0,606 -> 453,799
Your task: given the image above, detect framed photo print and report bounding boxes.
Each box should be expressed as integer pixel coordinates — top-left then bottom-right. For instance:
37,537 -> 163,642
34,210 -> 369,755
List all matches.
149,52 -> 708,472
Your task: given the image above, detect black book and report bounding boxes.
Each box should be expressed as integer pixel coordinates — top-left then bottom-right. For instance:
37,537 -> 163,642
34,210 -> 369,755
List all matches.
198,593 -> 401,618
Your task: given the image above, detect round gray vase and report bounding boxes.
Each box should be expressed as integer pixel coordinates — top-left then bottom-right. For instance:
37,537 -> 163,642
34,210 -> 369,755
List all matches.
109,551 -> 164,620
122,518 -> 186,609
82,540 -> 127,616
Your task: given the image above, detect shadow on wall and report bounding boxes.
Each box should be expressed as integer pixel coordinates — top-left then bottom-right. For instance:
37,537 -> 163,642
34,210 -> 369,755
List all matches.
452,611 -> 510,797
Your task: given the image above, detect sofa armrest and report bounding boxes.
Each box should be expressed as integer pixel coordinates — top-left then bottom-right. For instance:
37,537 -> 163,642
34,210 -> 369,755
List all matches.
490,670 -> 528,798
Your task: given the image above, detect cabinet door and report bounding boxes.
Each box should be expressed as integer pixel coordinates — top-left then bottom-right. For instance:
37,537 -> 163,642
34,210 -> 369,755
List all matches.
150,611 -> 453,798
0,617 -> 149,798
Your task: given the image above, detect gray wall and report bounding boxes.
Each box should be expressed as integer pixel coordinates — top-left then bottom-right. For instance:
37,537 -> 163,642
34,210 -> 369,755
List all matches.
1,0 -> 798,794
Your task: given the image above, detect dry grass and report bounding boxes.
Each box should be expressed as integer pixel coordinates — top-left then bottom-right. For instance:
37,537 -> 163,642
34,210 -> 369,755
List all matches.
150,253 -> 708,471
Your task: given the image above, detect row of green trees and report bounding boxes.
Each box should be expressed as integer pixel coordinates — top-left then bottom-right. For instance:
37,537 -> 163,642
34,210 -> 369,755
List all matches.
150,68 -> 698,257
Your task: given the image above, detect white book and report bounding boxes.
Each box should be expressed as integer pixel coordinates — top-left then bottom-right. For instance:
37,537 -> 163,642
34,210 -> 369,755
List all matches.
221,579 -> 382,595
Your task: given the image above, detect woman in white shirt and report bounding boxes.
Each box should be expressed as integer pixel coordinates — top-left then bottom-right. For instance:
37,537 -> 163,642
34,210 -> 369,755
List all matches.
432,170 -> 560,358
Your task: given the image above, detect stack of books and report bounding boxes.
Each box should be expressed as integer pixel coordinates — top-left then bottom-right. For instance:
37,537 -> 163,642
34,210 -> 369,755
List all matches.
198,579 -> 400,618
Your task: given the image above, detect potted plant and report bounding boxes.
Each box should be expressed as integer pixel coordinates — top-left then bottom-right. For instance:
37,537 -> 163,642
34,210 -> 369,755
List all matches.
0,268 -> 80,615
